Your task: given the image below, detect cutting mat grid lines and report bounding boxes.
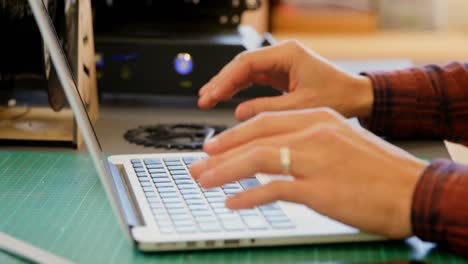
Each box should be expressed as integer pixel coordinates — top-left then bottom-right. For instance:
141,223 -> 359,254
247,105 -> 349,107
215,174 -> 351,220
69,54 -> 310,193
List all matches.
0,151 -> 466,264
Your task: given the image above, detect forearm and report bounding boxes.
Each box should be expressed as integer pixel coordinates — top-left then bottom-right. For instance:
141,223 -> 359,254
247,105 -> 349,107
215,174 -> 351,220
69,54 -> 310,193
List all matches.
360,62 -> 468,145
412,159 -> 468,256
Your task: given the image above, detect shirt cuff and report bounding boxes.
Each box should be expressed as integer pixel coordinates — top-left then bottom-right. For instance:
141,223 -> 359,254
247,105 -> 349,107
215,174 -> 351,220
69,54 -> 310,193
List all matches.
411,159 -> 468,256
358,69 -> 422,137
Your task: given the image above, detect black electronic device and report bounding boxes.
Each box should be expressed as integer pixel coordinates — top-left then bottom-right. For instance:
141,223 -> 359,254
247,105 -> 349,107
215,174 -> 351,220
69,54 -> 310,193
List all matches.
92,0 -> 278,98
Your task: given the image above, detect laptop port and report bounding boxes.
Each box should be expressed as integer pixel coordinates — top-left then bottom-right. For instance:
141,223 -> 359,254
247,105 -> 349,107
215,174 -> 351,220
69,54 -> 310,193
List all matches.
224,239 -> 240,246
205,240 -> 216,247
186,241 -> 197,248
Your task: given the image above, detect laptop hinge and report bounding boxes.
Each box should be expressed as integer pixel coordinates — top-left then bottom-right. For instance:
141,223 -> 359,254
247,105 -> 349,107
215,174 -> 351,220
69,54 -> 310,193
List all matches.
107,161 -> 142,228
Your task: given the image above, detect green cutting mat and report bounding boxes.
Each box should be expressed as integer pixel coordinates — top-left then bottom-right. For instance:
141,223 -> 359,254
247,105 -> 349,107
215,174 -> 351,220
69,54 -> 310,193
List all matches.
0,151 -> 466,264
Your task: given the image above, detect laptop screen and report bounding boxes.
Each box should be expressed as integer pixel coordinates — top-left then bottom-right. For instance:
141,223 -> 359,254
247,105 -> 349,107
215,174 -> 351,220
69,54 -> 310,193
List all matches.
28,0 -> 132,239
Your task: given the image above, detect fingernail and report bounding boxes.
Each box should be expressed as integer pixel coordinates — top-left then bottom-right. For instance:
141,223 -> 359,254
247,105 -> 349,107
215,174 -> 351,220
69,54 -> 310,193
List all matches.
198,95 -> 210,107
199,170 -> 215,187
204,137 -> 219,152
189,160 -> 207,179
238,106 -> 253,120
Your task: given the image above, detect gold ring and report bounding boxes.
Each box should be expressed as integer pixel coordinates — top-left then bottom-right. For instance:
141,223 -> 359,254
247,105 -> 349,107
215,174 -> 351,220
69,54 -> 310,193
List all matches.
280,147 -> 291,175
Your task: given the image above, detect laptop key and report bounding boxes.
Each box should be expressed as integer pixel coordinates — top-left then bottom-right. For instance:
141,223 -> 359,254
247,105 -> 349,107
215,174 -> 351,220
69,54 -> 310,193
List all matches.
157,187 -> 177,193
183,194 -> 203,200
201,187 -> 222,193
165,203 -> 185,209
150,204 -> 164,210
239,178 -> 261,190
214,208 -> 233,214
148,168 -> 166,174
144,158 -> 162,164
152,208 -> 166,215
177,184 -> 197,190
159,192 -> 179,198
138,177 -> 150,182
167,165 -> 185,170
172,219 -> 195,227
156,183 -> 175,188
151,173 -> 168,178
209,202 -> 226,208
180,189 -> 199,195
224,188 -> 242,195
176,226 -> 197,234
198,222 -> 221,232
206,196 -> 226,203
170,213 -> 192,220
265,215 -> 290,223
204,192 -> 225,198
134,167 -> 146,173
243,216 -> 268,230
162,197 -> 183,203
140,181 -> 152,187
172,174 -> 191,180
170,170 -> 188,175
175,179 -> 193,185
186,199 -> 205,205
166,208 -> 188,215
191,210 -> 213,217
153,178 -> 171,183
188,204 -> 210,211
238,209 -> 259,216
259,203 -> 280,211
132,163 -> 143,168
145,192 -> 157,197
131,159 -> 141,163
194,216 -> 217,223
163,157 -> 180,162
261,210 -> 285,217
147,197 -> 160,202
136,172 -> 147,177
146,164 -> 164,169
221,220 -> 245,231
165,161 -> 182,166
142,186 -> 154,192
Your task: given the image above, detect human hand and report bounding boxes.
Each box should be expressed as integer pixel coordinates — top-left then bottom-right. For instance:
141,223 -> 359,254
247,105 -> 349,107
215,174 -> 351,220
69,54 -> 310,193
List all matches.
189,108 -> 428,238
198,40 -> 374,121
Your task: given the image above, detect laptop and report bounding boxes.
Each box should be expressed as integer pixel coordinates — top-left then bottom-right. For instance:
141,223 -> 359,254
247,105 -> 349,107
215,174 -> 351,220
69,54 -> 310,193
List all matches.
29,0 -> 384,251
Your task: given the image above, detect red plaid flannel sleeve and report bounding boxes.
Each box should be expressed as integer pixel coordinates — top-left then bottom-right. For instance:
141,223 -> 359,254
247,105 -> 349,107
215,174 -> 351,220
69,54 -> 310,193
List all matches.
413,159 -> 468,256
362,62 -> 468,256
361,62 -> 468,145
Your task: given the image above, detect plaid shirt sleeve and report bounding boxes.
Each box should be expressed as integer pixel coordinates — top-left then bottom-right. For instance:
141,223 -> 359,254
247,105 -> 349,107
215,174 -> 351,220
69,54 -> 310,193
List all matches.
413,159 -> 468,256
361,62 -> 468,145
361,62 -> 468,256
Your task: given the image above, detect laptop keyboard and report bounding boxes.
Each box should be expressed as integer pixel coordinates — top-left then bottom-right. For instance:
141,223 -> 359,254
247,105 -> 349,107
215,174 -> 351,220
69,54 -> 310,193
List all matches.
130,156 -> 296,234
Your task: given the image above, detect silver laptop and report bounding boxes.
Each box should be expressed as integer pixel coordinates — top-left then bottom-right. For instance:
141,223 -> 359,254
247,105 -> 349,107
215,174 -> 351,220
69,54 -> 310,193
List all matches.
30,0 -> 383,251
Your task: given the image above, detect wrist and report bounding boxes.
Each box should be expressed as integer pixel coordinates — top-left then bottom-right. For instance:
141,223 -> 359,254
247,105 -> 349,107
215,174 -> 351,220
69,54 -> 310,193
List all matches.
351,75 -> 374,118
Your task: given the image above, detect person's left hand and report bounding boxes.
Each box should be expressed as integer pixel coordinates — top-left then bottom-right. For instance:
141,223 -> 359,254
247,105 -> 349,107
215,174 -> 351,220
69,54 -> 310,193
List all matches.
189,108 -> 428,239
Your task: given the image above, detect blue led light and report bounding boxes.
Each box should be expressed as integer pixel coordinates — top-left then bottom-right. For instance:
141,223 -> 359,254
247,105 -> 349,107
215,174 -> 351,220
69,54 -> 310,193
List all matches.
174,53 -> 193,75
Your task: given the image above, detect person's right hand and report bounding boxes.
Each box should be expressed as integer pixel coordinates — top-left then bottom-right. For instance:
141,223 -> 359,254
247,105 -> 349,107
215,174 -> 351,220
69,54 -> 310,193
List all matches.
198,40 -> 374,121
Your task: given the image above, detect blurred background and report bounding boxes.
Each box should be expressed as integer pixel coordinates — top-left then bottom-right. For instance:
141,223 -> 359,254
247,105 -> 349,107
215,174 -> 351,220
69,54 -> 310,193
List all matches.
242,0 -> 468,65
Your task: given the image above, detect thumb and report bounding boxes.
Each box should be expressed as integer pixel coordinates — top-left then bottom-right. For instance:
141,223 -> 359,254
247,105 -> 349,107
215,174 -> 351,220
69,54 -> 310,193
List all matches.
235,93 -> 299,121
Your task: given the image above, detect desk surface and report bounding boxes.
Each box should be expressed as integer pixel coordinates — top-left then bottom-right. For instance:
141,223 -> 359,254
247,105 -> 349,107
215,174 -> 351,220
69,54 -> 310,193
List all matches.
275,31 -> 468,65
0,60 -> 460,263
0,151 -> 466,264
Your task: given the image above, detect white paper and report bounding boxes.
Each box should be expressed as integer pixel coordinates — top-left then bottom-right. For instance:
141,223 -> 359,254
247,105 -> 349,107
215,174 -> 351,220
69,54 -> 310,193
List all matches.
444,140 -> 468,165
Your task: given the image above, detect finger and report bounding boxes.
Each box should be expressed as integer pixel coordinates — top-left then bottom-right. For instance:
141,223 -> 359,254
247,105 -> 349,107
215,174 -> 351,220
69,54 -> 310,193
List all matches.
234,93 -> 300,121
198,42 -> 295,109
204,108 -> 339,155
197,146 -> 286,188
191,131 -> 296,180
225,180 -> 306,209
